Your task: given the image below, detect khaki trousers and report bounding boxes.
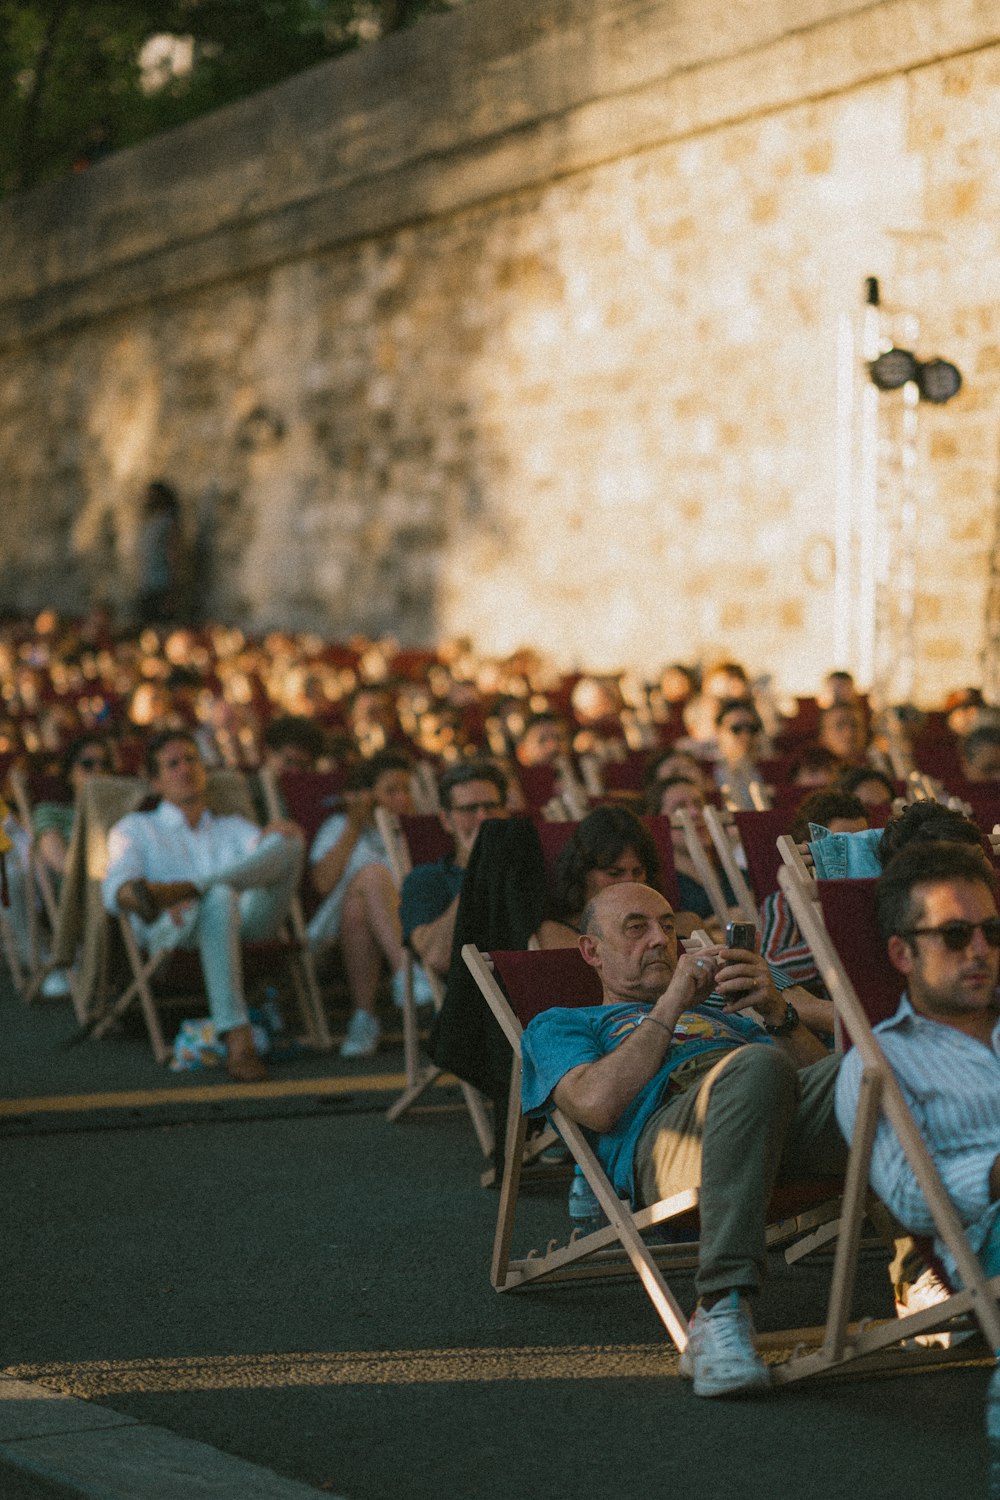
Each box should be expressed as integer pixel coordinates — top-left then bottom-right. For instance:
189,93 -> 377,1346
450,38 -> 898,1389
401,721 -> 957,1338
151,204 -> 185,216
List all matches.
635,1046 -> 845,1299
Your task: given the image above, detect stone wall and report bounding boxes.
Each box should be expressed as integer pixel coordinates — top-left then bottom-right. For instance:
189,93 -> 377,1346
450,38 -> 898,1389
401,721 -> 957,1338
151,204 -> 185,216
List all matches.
1,0 -> 1000,700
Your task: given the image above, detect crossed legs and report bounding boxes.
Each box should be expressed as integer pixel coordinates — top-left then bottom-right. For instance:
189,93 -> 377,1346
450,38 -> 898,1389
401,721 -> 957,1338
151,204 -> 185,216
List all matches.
143,832 -> 303,1070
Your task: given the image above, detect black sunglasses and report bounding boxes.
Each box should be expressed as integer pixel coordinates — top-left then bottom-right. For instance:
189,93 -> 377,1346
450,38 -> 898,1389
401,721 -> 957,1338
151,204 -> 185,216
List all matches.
903,919 -> 1000,951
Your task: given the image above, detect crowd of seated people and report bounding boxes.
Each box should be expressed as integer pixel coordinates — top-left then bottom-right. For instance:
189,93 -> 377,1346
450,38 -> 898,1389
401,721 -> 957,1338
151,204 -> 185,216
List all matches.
3,609 -> 1000,1391
1,608 -> 999,1071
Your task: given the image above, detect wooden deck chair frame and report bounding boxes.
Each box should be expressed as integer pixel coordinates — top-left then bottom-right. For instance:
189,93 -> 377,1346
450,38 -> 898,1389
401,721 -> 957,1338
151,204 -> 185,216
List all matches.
0,813 -> 29,1000
701,805 -> 759,925
8,767 -> 67,1000
462,943 -> 844,1354
89,769 -> 332,1062
776,831 -> 815,889
672,807 -> 733,926
373,806 -> 494,1162
773,862 -> 1000,1384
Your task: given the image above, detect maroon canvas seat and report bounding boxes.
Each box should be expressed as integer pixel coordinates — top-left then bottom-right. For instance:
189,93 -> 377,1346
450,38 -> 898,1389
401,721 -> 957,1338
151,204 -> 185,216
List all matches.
733,808 -> 796,902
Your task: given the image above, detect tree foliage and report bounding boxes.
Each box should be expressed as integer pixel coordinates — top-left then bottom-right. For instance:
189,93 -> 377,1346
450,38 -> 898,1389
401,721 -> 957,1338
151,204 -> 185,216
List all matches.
0,0 -> 461,196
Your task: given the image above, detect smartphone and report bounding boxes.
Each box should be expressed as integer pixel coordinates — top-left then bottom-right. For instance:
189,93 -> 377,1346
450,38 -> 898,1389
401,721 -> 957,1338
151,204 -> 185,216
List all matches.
725,921 -> 757,952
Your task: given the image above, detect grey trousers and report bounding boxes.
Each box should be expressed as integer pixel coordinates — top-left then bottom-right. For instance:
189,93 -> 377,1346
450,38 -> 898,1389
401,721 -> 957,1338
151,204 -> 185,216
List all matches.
634,1046 -> 846,1299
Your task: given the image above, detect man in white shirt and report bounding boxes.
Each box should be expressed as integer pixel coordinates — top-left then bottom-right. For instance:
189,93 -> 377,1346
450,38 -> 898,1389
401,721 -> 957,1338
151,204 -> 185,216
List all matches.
836,840 -> 1000,1288
102,730 -> 304,1081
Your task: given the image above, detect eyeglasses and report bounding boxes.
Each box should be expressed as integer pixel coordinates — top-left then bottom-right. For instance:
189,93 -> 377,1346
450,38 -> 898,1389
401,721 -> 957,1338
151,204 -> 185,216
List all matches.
726,723 -> 760,737
451,800 -> 503,815
76,755 -> 108,771
902,919 -> 1000,951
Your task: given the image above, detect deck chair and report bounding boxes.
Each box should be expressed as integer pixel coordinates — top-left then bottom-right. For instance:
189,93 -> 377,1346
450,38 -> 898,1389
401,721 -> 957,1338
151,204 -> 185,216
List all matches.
463,943 -> 843,1353
84,771 -> 331,1062
667,808 -> 736,926
374,806 -> 494,1161
8,765 -> 78,1000
773,863 -> 1000,1382
702,804 -> 759,924
0,797 -> 28,998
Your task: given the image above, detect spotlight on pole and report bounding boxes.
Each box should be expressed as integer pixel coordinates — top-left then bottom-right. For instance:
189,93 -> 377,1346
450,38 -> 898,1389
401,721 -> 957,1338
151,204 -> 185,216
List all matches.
869,347 -> 920,391
915,358 -> 963,405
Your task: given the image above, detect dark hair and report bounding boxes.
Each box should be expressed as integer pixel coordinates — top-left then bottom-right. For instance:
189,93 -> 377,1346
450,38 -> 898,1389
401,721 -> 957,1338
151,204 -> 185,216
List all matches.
715,698 -> 761,731
61,734 -> 111,782
145,727 -> 199,778
837,765 -> 896,802
876,840 -> 996,942
262,714 -> 326,761
438,759 -> 508,809
519,712 -> 565,737
551,806 -> 661,921
344,748 -> 412,792
878,800 -> 982,867
650,774 -> 703,815
642,747 -> 704,795
145,480 -> 179,513
790,789 -> 867,844
164,665 -> 201,691
963,724 -> 1000,758
789,746 -> 839,782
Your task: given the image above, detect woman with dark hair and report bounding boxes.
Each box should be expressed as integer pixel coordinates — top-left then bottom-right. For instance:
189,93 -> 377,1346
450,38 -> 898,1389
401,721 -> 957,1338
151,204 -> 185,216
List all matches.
34,735 -> 113,881
535,805 -> 661,949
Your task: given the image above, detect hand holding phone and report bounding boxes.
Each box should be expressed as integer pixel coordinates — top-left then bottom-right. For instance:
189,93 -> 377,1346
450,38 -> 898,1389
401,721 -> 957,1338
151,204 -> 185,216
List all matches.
725,921 -> 757,953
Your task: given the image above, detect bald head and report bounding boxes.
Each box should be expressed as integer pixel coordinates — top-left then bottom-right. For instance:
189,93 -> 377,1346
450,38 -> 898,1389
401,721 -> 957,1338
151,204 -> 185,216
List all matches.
579,882 -> 679,1005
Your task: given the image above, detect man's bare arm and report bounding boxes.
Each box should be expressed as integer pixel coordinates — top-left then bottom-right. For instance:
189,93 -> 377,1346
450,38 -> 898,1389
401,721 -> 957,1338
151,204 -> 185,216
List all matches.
410,895 -> 460,978
552,951 -> 716,1133
117,878 -> 199,919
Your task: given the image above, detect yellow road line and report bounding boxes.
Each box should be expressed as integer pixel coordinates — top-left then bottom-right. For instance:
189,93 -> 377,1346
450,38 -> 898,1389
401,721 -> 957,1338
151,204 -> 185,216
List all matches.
4,1345 -> 679,1394
0,1071 -> 458,1117
4,1336 -> 990,1397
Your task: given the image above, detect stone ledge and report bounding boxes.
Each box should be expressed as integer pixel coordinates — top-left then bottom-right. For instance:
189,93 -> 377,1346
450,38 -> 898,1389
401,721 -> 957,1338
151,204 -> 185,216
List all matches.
2,0 -> 999,349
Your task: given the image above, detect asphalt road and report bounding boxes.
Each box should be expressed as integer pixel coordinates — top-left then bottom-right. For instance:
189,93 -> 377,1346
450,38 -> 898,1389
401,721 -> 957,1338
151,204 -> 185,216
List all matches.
0,979 -> 993,1499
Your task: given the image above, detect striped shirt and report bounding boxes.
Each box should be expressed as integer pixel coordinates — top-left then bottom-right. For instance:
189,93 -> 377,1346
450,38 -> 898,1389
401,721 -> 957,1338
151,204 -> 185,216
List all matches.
835,993 -> 1000,1282
759,888 -> 822,991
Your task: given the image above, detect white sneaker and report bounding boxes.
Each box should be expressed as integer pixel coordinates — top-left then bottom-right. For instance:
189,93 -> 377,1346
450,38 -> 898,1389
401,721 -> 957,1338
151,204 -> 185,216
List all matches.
40,969 -> 72,999
339,1010 -> 381,1059
391,963 -> 436,1011
677,1290 -> 772,1397
895,1265 -> 972,1349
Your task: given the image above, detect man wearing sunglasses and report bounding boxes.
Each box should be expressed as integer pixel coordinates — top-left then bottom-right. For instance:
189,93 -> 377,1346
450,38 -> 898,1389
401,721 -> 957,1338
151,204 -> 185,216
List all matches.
835,840 -> 1000,1289
712,698 -> 766,807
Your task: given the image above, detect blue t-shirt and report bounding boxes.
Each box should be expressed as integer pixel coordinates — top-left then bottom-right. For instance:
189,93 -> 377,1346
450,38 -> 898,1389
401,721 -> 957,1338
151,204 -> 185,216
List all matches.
400,858 -> 465,944
521,1002 -> 771,1204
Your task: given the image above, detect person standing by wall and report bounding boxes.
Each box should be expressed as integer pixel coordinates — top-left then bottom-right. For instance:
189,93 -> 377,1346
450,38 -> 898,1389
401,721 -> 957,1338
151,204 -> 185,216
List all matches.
136,480 -> 183,627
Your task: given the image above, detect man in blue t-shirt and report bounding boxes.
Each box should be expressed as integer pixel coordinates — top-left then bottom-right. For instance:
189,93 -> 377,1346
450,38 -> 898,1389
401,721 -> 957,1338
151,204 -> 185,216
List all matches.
521,880 -> 845,1398
400,760 -> 509,978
